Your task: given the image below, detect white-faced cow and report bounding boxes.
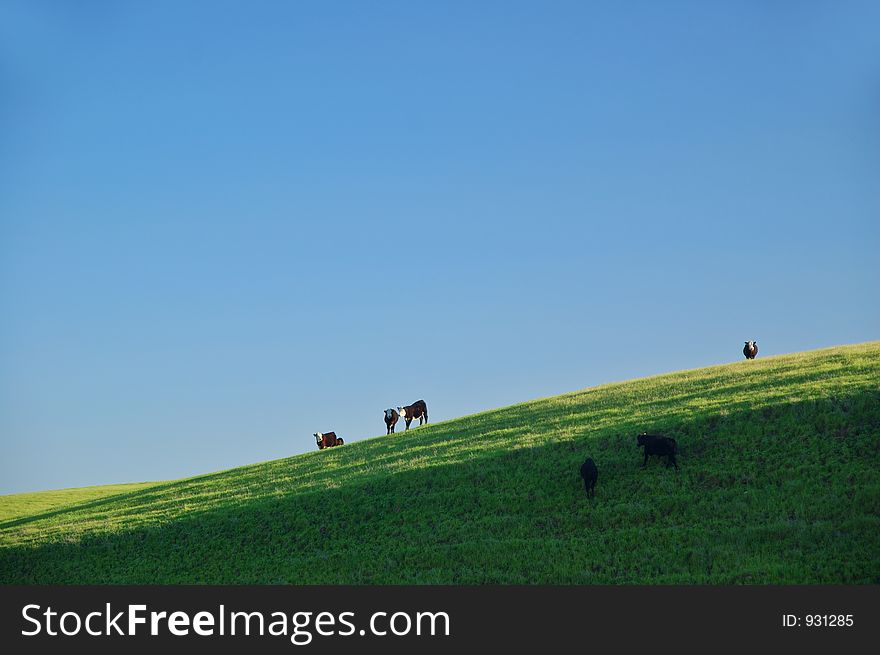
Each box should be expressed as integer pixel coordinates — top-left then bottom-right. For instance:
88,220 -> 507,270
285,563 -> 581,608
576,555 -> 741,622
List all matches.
384,408 -> 399,434
743,341 -> 758,360
397,400 -> 428,430
314,431 -> 344,450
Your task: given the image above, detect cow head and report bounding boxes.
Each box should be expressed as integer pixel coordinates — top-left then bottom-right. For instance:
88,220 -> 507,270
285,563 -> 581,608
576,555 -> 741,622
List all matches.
384,409 -> 395,420
397,406 -> 406,418
314,432 -> 323,448
637,433 -> 648,447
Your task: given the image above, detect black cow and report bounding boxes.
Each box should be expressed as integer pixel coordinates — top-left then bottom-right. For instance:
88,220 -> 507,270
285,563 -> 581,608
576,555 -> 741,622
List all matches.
637,433 -> 678,469
743,341 -> 758,359
580,457 -> 598,498
397,400 -> 428,430
314,431 -> 344,450
384,408 -> 399,434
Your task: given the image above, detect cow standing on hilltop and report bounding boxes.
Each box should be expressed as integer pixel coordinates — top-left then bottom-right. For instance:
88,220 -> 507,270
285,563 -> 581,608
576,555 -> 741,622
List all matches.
384,408 -> 399,434
314,432 -> 344,450
743,341 -> 758,359
398,400 -> 428,430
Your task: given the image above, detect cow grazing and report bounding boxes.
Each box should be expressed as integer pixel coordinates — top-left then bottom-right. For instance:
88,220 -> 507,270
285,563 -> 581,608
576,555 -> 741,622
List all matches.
580,457 -> 598,499
384,408 -> 399,434
314,431 -> 344,450
637,433 -> 678,469
397,400 -> 428,430
743,341 -> 758,359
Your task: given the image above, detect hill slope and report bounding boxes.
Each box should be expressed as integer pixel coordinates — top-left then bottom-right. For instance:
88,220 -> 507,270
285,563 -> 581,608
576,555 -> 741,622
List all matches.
2,343 -> 879,584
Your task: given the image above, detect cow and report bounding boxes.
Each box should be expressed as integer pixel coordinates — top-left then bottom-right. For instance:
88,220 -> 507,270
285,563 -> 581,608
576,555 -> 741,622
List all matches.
743,341 -> 758,359
384,408 -> 399,434
397,400 -> 428,430
637,433 -> 678,469
314,431 -> 344,450
580,457 -> 598,499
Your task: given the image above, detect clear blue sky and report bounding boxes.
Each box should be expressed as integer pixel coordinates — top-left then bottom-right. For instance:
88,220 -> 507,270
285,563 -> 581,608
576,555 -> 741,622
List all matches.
1,1 -> 877,495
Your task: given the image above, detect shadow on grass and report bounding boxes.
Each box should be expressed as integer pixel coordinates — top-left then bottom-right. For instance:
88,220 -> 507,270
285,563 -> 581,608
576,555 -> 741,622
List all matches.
5,351 -> 872,533
1,388 -> 878,584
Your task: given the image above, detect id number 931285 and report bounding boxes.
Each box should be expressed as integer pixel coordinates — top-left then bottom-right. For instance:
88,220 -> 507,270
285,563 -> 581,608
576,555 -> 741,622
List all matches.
782,614 -> 854,627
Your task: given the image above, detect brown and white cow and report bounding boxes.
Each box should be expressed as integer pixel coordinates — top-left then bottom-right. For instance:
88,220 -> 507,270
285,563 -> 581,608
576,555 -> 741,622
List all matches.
314,431 -> 344,450
397,400 -> 428,430
743,341 -> 758,360
384,408 -> 399,434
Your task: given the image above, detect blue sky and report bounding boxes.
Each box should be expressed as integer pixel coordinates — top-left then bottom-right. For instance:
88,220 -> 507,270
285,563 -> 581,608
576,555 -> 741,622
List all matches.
1,1 -> 877,495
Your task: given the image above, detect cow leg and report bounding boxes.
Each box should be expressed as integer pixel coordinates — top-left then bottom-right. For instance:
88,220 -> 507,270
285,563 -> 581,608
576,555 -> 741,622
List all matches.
405,419 -> 412,430
670,454 -> 678,469
642,451 -> 649,468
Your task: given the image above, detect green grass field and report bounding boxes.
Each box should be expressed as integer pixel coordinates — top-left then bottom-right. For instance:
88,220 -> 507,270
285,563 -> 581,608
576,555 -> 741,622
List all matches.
2,342 -> 879,584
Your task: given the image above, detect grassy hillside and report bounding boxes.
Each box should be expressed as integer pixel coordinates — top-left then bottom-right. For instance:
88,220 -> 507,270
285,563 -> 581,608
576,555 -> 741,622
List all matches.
2,342 -> 879,584
0,483 -> 158,524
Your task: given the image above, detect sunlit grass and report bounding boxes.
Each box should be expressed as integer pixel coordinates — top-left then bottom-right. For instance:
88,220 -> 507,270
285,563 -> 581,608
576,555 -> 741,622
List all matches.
1,342 -> 878,583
